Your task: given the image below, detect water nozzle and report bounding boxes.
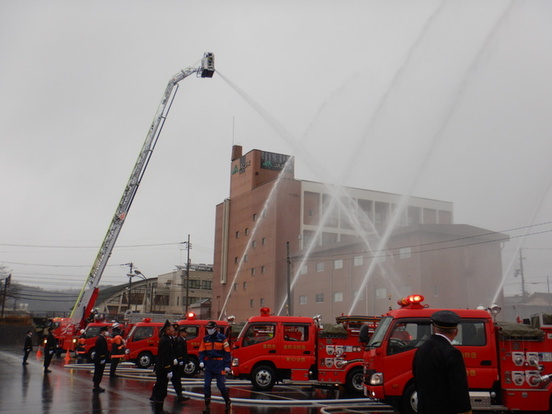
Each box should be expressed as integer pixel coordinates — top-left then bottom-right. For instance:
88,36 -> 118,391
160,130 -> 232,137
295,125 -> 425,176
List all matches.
200,52 -> 215,78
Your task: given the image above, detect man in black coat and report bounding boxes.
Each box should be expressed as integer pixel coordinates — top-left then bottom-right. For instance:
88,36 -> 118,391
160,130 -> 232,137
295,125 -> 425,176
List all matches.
43,328 -> 57,374
23,330 -> 33,365
92,326 -> 110,393
412,310 -> 472,414
172,325 -> 190,402
152,320 -> 175,414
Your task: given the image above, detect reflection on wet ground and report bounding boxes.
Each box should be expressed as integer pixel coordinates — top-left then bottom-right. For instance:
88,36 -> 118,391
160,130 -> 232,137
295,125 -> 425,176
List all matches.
0,347 -> 395,413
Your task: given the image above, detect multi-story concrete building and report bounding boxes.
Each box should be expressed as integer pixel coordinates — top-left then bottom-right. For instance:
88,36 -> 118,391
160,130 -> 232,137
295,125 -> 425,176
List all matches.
95,264 -> 214,320
212,146 -> 507,322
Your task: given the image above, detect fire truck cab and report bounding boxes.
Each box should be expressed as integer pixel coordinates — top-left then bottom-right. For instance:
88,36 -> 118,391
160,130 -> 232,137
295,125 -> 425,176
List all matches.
48,317 -> 77,354
231,307 -> 379,393
364,295 -> 552,414
76,321 -> 126,362
125,314 -> 229,376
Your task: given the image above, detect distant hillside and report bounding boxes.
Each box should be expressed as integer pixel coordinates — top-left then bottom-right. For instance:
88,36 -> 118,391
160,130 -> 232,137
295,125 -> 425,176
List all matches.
6,284 -> 80,316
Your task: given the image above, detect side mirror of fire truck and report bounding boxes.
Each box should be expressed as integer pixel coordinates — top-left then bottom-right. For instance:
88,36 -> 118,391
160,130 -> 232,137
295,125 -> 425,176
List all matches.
359,324 -> 370,346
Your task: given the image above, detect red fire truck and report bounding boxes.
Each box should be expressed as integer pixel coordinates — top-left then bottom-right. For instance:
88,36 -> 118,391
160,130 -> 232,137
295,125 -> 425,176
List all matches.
363,294 -> 552,413
125,313 -> 230,376
73,321 -> 129,362
48,317 -> 77,354
231,307 -> 380,393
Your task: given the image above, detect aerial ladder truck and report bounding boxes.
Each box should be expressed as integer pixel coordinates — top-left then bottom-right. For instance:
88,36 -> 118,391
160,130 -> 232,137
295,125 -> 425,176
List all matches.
51,53 -> 215,352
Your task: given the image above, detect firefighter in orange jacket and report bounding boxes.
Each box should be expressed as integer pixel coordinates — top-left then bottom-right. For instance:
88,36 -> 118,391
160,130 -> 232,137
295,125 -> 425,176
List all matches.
109,323 -> 126,377
75,329 -> 86,364
199,321 -> 231,413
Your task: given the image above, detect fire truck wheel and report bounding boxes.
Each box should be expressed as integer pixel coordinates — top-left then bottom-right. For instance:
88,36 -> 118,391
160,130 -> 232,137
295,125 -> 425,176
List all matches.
400,382 -> 418,414
183,356 -> 199,377
137,351 -> 154,368
345,367 -> 364,393
251,365 -> 276,391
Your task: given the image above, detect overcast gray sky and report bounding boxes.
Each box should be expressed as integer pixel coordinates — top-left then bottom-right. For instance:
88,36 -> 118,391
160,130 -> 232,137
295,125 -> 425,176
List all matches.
1,0 -> 552,299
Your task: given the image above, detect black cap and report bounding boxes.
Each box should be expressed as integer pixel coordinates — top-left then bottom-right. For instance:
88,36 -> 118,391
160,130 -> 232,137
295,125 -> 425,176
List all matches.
178,326 -> 188,333
431,310 -> 461,329
206,321 -> 217,329
161,320 -> 172,333
100,326 -> 109,333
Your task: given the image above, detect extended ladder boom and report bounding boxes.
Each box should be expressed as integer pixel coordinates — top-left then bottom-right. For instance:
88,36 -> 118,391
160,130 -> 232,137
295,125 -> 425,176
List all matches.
70,53 -> 215,327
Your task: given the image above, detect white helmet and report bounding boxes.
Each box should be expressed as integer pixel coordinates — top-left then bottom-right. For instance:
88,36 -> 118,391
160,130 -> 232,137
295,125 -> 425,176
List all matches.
112,322 -> 120,329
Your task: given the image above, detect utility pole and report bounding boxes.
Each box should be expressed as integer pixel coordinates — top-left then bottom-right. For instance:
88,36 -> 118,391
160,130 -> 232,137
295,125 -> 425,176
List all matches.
184,235 -> 191,314
286,242 -> 292,316
1,274 -> 10,318
125,262 -> 134,311
519,249 -> 526,299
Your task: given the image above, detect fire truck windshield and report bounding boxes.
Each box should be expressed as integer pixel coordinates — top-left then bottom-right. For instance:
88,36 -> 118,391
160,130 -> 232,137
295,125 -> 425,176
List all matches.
367,316 -> 392,348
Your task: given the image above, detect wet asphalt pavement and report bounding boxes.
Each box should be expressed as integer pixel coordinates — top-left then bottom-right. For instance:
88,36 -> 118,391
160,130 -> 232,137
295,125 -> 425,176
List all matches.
0,346 -> 396,413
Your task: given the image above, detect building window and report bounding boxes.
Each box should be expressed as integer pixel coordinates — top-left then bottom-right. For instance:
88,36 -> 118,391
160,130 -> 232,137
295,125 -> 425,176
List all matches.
261,266 -> 266,274
315,293 -> 324,303
375,288 -> 387,299
202,280 -> 212,290
234,257 -> 238,264
399,247 -> 411,259
316,262 -> 325,272
299,295 -> 307,305
353,255 -> 364,267
233,283 -> 237,291
251,268 -> 256,276
252,240 -> 257,248
253,213 -> 257,221
243,282 -> 247,290
300,265 -> 308,275
244,254 -> 248,262
260,298 -> 264,306
235,231 -> 239,239
250,299 -> 254,308
334,259 -> 343,270
262,237 -> 267,246
334,292 -> 343,302
433,285 -> 440,297
245,227 -> 249,236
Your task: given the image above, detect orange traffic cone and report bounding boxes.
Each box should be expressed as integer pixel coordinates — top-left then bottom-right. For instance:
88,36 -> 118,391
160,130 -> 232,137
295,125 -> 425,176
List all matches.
36,346 -> 43,359
64,349 -> 71,364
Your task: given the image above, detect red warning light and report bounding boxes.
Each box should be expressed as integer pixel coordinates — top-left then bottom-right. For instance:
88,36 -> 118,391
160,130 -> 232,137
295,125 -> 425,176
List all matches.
187,312 -> 196,321
397,294 -> 425,308
260,307 -> 271,316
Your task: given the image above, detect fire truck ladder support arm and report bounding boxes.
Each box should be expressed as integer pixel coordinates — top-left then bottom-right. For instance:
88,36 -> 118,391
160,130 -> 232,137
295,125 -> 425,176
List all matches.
70,53 -> 215,327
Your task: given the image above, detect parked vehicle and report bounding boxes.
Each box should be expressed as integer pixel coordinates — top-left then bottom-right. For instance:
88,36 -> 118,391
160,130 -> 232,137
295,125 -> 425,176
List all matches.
363,294 -> 552,413
125,313 -> 230,377
231,307 -> 380,393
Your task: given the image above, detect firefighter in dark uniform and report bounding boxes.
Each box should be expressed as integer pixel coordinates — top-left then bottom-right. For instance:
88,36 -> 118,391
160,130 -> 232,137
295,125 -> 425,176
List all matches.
412,310 -> 472,414
152,320 -> 175,414
172,325 -> 190,402
199,320 -> 232,413
43,328 -> 57,374
23,330 -> 33,365
92,326 -> 110,393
